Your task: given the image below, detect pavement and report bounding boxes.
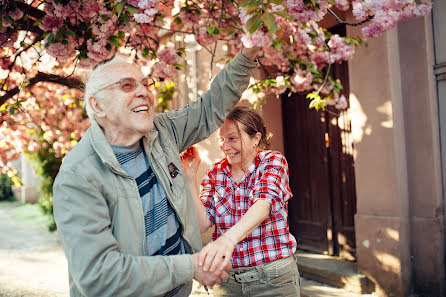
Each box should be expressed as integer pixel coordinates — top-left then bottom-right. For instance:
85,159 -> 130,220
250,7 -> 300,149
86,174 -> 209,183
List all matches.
0,201 -> 373,297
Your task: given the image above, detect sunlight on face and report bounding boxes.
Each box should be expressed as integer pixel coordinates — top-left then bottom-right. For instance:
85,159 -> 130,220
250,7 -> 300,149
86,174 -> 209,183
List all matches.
218,119 -> 259,169
94,63 -> 156,145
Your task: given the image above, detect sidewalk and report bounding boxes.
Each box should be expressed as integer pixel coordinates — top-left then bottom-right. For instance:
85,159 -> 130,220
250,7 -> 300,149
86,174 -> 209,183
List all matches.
0,202 -> 372,297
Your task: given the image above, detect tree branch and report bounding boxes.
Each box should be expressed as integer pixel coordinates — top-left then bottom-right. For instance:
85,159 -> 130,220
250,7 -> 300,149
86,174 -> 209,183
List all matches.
0,72 -> 83,106
327,8 -> 373,26
15,1 -> 45,19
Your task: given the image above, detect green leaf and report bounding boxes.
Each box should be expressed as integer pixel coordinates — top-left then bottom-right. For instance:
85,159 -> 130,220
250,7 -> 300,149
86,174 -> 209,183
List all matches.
9,107 -> 15,115
174,17 -> 182,25
306,91 -> 321,101
123,11 -> 130,27
126,4 -> 138,14
117,31 -> 125,40
246,16 -> 263,34
116,1 -> 125,17
3,15 -> 13,22
108,36 -> 121,47
273,11 -> 295,21
65,30 -> 76,36
33,18 -> 44,26
261,13 -> 277,35
142,47 -> 150,58
45,33 -> 55,47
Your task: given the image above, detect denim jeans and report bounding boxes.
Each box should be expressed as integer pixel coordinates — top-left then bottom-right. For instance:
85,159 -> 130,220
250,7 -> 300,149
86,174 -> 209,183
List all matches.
213,256 -> 301,297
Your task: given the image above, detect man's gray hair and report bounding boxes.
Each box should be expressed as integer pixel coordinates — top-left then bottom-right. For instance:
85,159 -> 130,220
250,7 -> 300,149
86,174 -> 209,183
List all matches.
83,54 -> 132,121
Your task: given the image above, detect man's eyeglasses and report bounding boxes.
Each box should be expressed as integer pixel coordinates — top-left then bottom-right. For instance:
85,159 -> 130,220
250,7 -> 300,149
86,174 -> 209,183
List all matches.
93,77 -> 156,94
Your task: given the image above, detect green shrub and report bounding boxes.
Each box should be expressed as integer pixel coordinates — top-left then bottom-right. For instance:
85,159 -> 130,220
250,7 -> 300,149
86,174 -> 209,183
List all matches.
27,145 -> 62,232
0,174 -> 14,201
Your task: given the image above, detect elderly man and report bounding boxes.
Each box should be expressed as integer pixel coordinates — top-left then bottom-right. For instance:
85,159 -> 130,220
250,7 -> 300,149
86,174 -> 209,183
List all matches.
52,47 -> 259,297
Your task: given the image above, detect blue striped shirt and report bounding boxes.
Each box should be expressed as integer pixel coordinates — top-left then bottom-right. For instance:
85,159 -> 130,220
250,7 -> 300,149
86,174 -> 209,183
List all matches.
112,141 -> 191,296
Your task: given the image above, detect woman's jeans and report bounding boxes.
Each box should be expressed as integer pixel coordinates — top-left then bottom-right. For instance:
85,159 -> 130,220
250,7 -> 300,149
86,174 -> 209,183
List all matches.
213,255 -> 301,297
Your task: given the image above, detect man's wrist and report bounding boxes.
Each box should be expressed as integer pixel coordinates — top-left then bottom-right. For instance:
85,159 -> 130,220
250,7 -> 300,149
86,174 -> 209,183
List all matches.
241,47 -> 260,62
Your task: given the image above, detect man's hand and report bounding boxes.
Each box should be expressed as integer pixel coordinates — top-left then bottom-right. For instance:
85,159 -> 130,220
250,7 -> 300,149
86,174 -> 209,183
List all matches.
241,47 -> 261,61
192,253 -> 231,286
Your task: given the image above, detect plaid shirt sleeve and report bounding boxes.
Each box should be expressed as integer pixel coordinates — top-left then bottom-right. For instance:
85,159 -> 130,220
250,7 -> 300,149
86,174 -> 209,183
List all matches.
200,169 -> 216,226
251,152 -> 292,214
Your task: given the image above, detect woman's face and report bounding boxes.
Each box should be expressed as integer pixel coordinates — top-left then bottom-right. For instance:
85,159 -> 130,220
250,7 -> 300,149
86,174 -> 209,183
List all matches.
218,119 -> 260,169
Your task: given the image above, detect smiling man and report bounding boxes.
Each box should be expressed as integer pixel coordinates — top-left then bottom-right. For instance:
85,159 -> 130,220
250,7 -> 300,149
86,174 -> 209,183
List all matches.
52,47 -> 259,297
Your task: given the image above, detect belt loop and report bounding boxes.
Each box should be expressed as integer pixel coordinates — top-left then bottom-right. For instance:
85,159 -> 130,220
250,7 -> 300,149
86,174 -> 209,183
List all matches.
256,265 -> 269,284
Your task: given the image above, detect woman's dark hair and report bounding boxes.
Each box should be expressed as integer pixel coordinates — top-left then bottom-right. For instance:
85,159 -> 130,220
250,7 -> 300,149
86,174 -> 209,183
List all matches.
226,105 -> 271,150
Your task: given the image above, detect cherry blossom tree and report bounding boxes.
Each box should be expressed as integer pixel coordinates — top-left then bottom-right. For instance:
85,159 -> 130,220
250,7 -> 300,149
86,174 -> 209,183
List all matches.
0,0 -> 432,181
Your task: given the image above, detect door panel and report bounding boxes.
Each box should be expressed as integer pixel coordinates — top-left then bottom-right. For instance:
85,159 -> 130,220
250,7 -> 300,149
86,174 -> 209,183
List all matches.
282,24 -> 357,258
282,93 -> 332,254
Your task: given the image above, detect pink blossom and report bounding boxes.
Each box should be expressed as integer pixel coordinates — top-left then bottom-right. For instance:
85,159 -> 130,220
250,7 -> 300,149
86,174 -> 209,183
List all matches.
80,0 -> 102,19
128,0 -> 160,10
269,3 -> 284,12
285,0 -> 328,22
241,29 -> 273,49
334,0 -> 350,11
352,2 -> 368,22
46,42 -> 76,62
52,1 -> 79,18
0,32 -> 18,47
291,69 -> 313,92
92,18 -> 117,39
87,39 -> 114,62
133,9 -> 158,23
179,11 -> 200,26
261,47 -> 289,71
239,8 -> 252,26
327,35 -> 355,63
158,48 -> 178,65
9,9 -> 24,20
335,94 -> 348,109
39,15 -> 62,31
153,61 -> 176,79
194,25 -> 217,46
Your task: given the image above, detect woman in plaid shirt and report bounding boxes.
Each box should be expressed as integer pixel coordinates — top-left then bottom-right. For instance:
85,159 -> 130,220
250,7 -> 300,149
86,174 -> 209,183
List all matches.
181,106 -> 300,296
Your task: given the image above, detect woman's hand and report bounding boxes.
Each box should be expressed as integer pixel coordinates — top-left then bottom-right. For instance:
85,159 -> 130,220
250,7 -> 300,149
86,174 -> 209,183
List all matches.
198,234 -> 237,272
180,146 -> 201,179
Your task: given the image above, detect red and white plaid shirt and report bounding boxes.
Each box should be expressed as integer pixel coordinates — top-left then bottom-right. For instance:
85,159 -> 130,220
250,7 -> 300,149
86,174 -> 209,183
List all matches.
200,150 -> 297,268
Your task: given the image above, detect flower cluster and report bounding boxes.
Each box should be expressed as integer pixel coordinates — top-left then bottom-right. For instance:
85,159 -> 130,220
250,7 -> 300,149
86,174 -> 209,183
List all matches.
0,83 -> 90,175
0,0 -> 433,176
353,0 -> 432,38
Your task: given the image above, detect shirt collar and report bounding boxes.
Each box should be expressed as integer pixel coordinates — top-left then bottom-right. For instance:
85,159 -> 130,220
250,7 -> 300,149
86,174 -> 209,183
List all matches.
221,151 -> 263,181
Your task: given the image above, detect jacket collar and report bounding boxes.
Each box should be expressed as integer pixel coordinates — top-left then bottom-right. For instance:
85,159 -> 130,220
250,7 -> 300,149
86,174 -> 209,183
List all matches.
88,120 -> 159,175
88,121 -> 125,175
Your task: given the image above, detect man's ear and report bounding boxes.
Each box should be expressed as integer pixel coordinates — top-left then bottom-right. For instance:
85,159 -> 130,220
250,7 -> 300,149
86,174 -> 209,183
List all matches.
88,96 -> 105,118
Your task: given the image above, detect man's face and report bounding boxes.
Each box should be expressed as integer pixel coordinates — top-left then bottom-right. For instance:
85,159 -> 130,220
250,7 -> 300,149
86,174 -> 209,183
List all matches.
93,63 -> 155,145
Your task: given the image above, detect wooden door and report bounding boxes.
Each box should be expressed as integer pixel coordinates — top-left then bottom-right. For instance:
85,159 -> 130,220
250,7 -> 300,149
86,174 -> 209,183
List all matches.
282,25 -> 357,259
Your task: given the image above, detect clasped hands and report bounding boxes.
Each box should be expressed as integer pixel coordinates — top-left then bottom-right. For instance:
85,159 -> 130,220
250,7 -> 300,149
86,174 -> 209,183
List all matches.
193,234 -> 236,286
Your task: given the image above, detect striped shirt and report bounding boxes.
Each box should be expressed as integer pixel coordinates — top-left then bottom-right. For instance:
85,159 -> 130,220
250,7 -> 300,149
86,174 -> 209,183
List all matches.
112,141 -> 191,297
200,150 -> 297,268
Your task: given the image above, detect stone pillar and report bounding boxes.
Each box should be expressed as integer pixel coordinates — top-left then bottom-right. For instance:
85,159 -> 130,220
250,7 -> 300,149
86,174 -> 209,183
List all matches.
348,11 -> 445,296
